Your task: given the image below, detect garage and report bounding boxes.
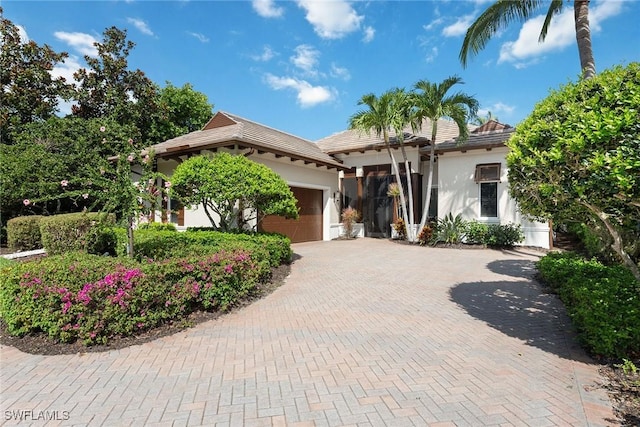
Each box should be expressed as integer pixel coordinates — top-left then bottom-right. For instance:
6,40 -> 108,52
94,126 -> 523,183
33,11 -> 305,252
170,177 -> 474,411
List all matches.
260,187 -> 323,243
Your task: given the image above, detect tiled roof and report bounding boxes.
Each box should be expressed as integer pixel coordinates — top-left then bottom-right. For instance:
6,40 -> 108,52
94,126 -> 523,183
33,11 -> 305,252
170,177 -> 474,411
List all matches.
316,118 -> 473,154
429,126 -> 515,155
148,111 -> 348,170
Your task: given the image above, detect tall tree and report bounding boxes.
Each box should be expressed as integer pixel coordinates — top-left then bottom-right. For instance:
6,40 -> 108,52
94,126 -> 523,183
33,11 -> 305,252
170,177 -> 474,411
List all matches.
412,76 -> 479,233
349,91 -> 414,241
72,26 -> 159,146
150,82 -> 214,142
459,0 -> 596,80
0,9 -> 73,141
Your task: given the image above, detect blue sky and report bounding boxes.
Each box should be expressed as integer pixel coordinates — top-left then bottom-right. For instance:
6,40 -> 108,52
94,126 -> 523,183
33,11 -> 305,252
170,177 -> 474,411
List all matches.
4,0 -> 639,141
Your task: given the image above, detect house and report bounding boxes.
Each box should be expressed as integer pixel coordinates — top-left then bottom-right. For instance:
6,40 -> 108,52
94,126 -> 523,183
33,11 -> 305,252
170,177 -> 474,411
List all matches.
149,111 -> 551,248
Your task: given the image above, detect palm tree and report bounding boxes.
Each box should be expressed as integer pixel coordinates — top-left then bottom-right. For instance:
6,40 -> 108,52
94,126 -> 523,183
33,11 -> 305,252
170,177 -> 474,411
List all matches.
472,110 -> 499,126
412,76 -> 479,233
349,90 -> 415,241
459,0 -> 596,80
389,88 -> 417,242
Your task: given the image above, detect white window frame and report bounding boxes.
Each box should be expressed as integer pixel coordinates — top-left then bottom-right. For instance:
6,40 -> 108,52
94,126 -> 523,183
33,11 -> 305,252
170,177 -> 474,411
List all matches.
475,163 -> 501,220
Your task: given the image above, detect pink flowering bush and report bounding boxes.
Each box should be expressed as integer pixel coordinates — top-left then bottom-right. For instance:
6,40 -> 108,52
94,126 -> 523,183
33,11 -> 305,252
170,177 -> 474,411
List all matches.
0,248 -> 270,345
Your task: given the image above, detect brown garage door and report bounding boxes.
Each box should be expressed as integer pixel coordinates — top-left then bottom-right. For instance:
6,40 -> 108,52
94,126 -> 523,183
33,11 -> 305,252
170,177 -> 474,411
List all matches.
260,187 -> 323,243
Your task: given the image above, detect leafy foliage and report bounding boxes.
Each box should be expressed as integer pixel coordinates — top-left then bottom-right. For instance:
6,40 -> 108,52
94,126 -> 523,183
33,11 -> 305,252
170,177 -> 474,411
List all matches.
392,217 -> 407,240
537,252 -> 640,358
170,153 -> 299,231
39,212 -> 116,255
113,229 -> 292,267
432,213 -> 467,244
7,215 -> 43,251
507,62 -> 640,279
0,9 -> 73,141
151,82 -> 213,142
0,248 -> 270,345
71,27 -> 159,144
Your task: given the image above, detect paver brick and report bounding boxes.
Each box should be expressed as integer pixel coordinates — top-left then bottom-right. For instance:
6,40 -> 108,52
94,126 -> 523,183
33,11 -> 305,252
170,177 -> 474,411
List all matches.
0,239 -> 616,426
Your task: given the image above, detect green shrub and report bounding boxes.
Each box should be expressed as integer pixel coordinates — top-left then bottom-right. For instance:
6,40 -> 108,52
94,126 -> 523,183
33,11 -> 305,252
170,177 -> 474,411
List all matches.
115,229 -> 292,267
0,257 -> 14,269
137,222 -> 177,232
432,213 -> 466,245
7,215 -> 44,251
465,221 -> 488,245
0,248 -> 270,345
40,212 -> 116,255
486,223 -> 524,247
537,252 -> 640,358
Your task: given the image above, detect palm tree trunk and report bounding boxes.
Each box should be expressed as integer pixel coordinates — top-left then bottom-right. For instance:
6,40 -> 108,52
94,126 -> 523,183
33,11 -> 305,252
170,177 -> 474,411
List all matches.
574,0 -> 596,79
399,143 -> 416,242
386,145 -> 410,240
419,143 -> 435,232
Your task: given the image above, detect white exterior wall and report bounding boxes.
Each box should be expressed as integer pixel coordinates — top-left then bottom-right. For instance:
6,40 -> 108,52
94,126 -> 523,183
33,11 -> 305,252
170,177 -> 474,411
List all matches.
158,149 -> 340,241
435,147 -> 551,249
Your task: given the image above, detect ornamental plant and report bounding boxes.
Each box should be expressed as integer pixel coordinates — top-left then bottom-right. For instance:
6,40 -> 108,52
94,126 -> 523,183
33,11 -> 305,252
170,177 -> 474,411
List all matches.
341,207 -> 360,239
507,62 -> 640,281
18,121 -> 170,257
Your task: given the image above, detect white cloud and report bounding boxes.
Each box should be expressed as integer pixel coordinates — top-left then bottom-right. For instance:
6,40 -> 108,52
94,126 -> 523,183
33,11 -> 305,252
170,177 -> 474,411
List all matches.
362,26 -> 375,43
330,63 -> 351,80
252,45 -> 276,62
127,17 -> 154,36
479,102 -> 515,117
425,46 -> 438,63
16,25 -> 29,43
442,14 -> 474,37
423,18 -> 443,32
54,31 -> 98,56
498,0 -> 622,66
252,0 -> 284,18
265,74 -> 335,107
50,55 -> 82,83
296,0 -> 363,39
291,44 -> 320,75
187,32 -> 209,43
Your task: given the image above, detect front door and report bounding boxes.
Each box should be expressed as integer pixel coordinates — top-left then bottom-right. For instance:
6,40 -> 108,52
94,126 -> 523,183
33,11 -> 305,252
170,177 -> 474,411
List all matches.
363,165 -> 393,238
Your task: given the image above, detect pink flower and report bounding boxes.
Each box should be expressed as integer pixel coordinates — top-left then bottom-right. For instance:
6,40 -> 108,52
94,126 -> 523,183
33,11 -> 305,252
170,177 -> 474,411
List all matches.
100,126 -> 106,132
60,180 -> 69,187
164,181 -> 171,188
102,138 -> 106,144
82,193 -> 89,199
128,138 -> 134,145
224,264 -> 233,274
23,199 -> 31,206
127,155 -> 134,162
143,155 -> 150,163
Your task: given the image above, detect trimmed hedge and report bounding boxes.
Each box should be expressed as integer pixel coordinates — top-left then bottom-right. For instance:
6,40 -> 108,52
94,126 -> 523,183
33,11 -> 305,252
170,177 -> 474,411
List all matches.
7,215 -> 44,251
115,229 -> 292,267
0,249 -> 270,345
40,212 -> 116,255
537,252 -> 640,358
137,222 -> 177,232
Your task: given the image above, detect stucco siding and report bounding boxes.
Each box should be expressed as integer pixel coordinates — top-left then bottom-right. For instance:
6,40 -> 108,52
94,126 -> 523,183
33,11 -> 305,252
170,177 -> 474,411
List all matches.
435,147 -> 550,248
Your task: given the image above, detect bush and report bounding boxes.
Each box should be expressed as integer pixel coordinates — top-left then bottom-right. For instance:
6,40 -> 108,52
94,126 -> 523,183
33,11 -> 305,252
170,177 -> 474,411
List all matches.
465,221 -> 488,245
114,229 -> 292,267
537,252 -> 640,358
416,224 -> 434,246
432,213 -> 466,245
485,223 -> 524,247
40,212 -> 116,255
137,222 -> 177,232
0,248 -> 270,345
7,215 -> 44,251
393,218 -> 407,240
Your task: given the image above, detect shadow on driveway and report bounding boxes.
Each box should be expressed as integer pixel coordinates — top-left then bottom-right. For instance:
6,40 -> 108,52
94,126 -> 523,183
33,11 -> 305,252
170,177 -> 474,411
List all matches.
486,258 -> 538,279
449,279 -> 592,363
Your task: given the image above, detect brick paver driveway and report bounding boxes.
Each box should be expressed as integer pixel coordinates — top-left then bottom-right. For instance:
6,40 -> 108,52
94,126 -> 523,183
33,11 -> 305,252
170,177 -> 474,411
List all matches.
1,239 -> 616,426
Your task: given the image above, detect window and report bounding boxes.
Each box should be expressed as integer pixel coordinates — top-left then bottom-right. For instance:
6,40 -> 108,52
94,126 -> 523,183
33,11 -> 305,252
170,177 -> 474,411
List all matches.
480,182 -> 498,218
475,163 -> 501,183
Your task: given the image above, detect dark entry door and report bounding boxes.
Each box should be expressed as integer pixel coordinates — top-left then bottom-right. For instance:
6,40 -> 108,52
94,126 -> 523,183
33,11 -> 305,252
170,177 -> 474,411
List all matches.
363,165 -> 393,238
